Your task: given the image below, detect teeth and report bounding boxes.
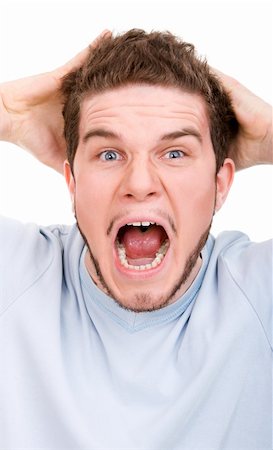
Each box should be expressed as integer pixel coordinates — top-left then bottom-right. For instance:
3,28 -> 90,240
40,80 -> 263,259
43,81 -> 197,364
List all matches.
127,221 -> 141,227
126,221 -> 155,227
116,239 -> 169,271
141,221 -> 154,227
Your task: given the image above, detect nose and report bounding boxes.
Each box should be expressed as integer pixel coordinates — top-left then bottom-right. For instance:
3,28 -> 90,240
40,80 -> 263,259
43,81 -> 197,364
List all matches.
120,157 -> 161,202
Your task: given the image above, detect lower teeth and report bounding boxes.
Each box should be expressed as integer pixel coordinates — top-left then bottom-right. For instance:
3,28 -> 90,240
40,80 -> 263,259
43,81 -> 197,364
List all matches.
116,239 -> 169,271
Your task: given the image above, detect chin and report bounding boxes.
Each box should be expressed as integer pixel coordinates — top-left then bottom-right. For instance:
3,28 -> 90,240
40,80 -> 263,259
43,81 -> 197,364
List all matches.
79,217 -> 211,313
112,290 -> 172,313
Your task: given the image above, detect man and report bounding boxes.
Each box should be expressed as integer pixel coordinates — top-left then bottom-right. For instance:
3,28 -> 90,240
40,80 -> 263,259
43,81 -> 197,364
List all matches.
0,30 -> 272,449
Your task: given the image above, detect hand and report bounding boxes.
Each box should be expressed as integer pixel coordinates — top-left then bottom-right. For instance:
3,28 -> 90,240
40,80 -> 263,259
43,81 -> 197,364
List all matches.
0,30 -> 110,174
214,69 -> 272,170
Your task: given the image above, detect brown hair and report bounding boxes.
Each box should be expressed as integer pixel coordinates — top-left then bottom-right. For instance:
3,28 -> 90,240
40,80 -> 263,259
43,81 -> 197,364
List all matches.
61,29 -> 238,172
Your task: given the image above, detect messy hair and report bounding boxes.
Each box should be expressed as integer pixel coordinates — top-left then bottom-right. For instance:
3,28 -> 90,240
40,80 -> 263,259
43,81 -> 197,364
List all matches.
61,29 -> 238,172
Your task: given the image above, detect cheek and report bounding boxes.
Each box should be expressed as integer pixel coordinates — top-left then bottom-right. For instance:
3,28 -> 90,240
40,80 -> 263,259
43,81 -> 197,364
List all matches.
171,173 -> 216,243
194,178 -> 216,209
73,176 -> 96,220
173,171 -> 216,212
73,174 -> 115,241
75,171 -> 108,207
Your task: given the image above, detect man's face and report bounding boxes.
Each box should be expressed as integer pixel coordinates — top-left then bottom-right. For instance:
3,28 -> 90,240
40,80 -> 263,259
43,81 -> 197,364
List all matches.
65,85 -> 234,312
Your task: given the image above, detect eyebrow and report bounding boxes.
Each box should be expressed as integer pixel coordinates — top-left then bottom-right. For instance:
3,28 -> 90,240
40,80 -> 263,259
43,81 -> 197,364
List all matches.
160,128 -> 202,142
83,128 -> 120,143
82,127 -> 202,144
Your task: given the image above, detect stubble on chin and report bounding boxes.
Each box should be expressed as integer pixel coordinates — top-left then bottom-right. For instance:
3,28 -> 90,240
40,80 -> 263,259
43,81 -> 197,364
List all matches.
78,219 -> 211,313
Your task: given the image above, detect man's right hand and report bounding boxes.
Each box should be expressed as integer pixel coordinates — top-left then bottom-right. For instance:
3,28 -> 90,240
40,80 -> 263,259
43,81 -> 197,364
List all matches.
0,31 -> 110,174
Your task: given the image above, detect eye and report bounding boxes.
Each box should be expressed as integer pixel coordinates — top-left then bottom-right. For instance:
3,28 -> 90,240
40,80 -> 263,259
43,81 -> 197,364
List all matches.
164,150 -> 185,159
99,150 -> 122,161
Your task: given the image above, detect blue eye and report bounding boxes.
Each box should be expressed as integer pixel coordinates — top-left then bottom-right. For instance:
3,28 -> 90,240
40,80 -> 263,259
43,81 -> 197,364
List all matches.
100,150 -> 121,161
165,150 -> 185,159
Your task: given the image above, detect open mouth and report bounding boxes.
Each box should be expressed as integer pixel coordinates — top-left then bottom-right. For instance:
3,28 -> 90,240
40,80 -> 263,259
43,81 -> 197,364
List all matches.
115,221 -> 169,271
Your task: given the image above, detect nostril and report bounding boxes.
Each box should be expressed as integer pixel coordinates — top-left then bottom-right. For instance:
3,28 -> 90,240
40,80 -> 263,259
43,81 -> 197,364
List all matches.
125,191 -> 156,200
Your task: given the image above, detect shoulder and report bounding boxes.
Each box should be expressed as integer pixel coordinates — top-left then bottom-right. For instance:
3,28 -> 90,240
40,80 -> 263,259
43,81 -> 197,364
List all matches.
214,231 -> 272,284
211,231 -> 272,345
0,216 -> 78,314
0,215 -> 72,261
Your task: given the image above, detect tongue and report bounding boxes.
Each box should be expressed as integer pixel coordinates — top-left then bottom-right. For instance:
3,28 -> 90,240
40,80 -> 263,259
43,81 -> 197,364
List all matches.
121,225 -> 166,259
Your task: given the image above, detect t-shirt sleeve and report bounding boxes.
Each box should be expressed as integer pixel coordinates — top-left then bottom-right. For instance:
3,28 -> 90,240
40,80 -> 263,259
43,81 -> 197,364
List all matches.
0,216 -> 54,315
222,235 -> 272,348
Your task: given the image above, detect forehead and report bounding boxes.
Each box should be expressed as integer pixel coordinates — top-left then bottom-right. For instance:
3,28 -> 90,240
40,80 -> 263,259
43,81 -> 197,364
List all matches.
79,84 -> 210,138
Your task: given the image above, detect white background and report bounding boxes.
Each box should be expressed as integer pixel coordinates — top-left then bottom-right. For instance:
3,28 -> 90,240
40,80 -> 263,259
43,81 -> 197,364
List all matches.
0,0 -> 272,241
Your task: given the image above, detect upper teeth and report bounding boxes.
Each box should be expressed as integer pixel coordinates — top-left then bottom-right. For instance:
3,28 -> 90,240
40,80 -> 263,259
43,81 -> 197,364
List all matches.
127,221 -> 155,227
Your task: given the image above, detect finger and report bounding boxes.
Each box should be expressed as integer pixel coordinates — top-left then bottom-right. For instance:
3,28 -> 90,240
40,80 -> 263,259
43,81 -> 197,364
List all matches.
210,67 -> 239,91
90,29 -> 112,48
56,29 -> 112,77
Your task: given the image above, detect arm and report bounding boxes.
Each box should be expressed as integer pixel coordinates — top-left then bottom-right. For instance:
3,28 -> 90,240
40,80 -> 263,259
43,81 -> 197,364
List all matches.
214,69 -> 272,170
0,31 -> 110,174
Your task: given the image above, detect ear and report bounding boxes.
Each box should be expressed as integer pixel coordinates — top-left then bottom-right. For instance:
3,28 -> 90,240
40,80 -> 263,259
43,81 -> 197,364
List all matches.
215,158 -> 235,212
64,160 -> 75,212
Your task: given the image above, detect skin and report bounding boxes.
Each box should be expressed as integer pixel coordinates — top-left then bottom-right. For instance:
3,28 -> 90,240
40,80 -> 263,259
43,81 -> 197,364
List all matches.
0,31 -> 271,176
65,85 -> 234,312
212,69 -> 272,170
0,31 -> 111,173
0,33 -> 271,306
0,29 -> 270,312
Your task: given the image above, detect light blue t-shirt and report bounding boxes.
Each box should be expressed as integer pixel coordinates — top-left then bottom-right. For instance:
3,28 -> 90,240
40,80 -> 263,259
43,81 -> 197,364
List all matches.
0,217 -> 272,450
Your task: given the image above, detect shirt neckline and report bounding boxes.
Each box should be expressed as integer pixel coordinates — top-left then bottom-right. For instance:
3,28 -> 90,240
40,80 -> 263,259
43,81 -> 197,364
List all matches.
79,235 -> 214,332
